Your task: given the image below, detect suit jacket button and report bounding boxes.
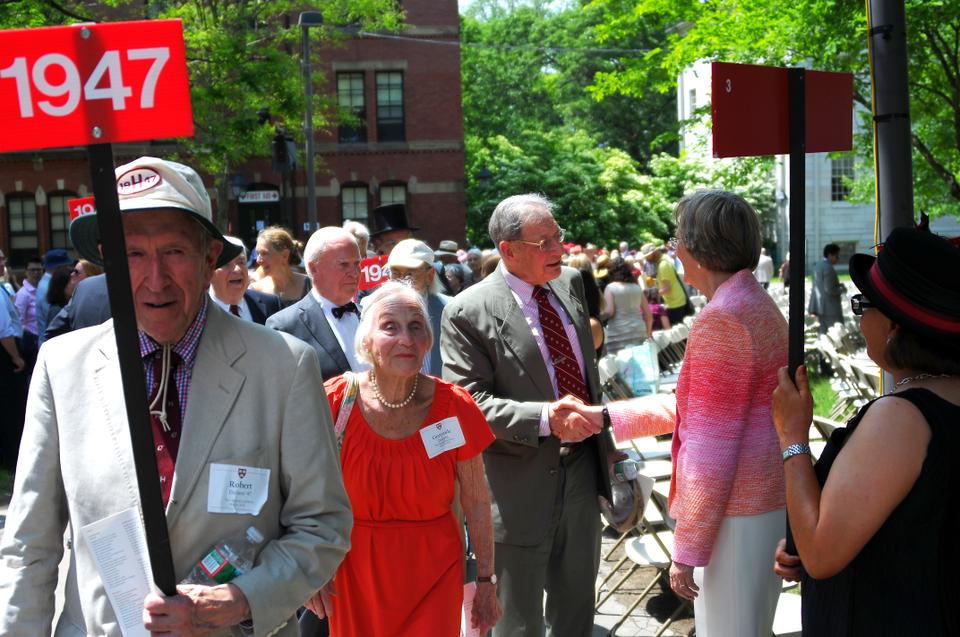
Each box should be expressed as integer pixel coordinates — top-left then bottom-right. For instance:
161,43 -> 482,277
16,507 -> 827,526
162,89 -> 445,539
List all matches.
548,468 -> 558,476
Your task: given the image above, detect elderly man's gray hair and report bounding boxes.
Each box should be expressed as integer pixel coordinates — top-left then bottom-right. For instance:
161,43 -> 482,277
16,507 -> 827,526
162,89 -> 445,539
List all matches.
488,193 -> 554,245
303,226 -> 359,278
354,280 -> 433,365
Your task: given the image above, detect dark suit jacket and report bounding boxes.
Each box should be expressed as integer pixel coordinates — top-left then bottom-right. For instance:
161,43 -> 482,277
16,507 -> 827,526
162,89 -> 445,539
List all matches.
45,274 -> 111,341
242,290 -> 282,325
266,293 -> 351,381
441,266 -> 614,546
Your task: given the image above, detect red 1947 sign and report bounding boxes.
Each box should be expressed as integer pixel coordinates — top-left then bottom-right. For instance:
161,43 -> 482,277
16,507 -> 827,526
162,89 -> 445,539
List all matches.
0,19 -> 193,152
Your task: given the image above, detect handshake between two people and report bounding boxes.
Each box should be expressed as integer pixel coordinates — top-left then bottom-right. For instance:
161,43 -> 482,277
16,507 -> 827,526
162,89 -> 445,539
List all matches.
548,395 -> 605,443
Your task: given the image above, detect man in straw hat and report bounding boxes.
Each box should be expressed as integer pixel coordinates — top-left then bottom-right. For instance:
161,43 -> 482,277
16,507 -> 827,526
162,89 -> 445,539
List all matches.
0,157 -> 352,637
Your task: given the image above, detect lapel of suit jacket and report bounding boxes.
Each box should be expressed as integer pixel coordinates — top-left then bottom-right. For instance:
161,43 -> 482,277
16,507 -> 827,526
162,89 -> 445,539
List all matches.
92,325 -> 145,508
244,291 -> 267,324
488,270 -> 555,399
547,272 -> 602,402
165,306 -> 246,527
298,294 -> 350,371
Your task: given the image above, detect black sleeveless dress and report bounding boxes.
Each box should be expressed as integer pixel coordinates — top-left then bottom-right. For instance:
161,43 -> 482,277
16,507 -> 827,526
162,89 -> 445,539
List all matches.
797,388 -> 960,636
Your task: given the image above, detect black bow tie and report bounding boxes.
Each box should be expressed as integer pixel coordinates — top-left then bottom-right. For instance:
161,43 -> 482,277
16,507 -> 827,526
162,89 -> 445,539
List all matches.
332,302 -> 360,319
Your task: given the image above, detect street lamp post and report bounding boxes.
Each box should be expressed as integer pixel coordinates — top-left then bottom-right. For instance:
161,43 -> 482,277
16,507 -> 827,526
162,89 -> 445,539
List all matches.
299,11 -> 323,233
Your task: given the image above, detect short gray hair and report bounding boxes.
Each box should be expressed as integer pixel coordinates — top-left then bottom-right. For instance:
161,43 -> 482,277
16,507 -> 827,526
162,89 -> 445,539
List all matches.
303,227 -> 358,278
488,193 -> 554,245
674,190 -> 761,273
354,280 -> 433,366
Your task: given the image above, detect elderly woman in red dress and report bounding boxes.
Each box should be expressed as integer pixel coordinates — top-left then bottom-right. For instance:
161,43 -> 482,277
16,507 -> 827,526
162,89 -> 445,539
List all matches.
306,281 -> 501,635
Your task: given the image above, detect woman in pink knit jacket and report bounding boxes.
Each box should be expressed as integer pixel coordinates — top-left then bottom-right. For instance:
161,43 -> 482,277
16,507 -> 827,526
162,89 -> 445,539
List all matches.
574,190 -> 787,635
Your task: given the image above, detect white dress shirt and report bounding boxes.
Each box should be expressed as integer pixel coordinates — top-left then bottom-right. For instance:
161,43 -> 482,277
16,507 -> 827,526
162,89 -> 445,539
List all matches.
311,289 -> 368,373
500,264 -> 587,436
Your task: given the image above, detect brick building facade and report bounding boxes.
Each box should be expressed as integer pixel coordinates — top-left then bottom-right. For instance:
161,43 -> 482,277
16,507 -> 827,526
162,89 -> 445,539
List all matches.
0,0 -> 466,269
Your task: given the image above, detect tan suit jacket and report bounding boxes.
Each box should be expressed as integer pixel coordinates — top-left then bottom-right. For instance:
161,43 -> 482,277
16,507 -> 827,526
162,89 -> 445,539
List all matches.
0,305 -> 352,637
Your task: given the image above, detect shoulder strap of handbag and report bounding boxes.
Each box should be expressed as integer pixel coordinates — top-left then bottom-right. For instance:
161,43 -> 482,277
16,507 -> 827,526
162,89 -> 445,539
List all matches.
334,371 -> 360,455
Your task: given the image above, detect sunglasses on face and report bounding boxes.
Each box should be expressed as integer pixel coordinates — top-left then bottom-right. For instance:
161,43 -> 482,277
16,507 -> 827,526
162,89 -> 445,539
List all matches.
850,293 -> 874,316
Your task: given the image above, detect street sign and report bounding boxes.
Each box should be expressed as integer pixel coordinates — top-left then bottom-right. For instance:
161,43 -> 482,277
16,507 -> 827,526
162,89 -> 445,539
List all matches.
359,255 -> 389,291
0,19 -> 192,152
711,62 -> 853,158
68,196 -> 96,220
239,190 -> 280,203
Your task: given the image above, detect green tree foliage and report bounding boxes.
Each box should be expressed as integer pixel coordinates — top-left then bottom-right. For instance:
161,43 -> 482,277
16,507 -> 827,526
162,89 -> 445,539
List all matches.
587,0 -> 960,219
461,1 -> 682,246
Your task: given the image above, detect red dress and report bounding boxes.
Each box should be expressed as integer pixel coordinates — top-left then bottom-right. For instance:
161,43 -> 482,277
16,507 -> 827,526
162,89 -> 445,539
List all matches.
324,375 -> 495,637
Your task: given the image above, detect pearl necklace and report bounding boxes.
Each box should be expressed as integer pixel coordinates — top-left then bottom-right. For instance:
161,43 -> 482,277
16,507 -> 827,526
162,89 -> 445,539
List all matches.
369,371 -> 419,408
893,373 -> 954,391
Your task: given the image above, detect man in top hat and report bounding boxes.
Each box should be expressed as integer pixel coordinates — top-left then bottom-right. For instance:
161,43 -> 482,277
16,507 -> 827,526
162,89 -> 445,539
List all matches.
369,202 -> 418,256
209,236 -> 282,324
0,157 -> 352,637
267,226 -> 370,381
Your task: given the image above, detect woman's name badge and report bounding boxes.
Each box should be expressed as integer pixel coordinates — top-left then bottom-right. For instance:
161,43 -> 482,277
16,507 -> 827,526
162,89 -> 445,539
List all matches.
207,464 -> 270,515
420,416 -> 466,459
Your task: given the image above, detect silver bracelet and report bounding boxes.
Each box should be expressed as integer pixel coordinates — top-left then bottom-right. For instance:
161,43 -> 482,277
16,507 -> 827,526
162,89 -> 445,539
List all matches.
781,443 -> 811,463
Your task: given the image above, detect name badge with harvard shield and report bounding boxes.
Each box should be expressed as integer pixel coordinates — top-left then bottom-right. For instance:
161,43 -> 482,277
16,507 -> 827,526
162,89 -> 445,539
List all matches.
207,463 -> 270,515
419,416 -> 466,459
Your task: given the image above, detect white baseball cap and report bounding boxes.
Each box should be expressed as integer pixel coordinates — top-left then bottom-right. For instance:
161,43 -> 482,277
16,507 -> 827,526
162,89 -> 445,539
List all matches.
69,156 -> 241,268
387,239 -> 435,269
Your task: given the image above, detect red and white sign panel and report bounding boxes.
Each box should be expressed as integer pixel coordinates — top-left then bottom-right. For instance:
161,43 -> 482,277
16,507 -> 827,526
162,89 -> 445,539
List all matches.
359,255 -> 389,291
711,61 -> 853,158
0,19 -> 192,153
68,196 -> 96,220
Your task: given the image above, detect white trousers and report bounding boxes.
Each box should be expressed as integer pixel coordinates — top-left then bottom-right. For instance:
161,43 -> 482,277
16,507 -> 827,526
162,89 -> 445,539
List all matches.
692,508 -> 785,637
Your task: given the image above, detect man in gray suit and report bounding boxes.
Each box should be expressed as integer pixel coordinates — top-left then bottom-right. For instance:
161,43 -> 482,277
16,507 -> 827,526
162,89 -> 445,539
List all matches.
808,242 -> 845,335
441,193 -> 614,636
0,157 -> 352,636
266,226 -> 369,381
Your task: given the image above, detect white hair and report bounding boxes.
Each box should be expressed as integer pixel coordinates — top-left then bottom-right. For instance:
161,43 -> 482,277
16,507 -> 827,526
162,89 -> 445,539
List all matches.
342,220 -> 370,243
303,226 -> 358,279
354,280 -> 433,365
487,193 -> 554,245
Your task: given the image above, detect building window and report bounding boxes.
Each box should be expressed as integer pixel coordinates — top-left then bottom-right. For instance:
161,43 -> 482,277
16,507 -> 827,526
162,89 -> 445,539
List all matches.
48,193 -> 75,250
6,194 -> 38,267
379,184 -> 406,208
688,88 -> 696,118
341,185 -> 368,223
376,71 -> 405,142
831,156 -> 854,201
337,72 -> 366,143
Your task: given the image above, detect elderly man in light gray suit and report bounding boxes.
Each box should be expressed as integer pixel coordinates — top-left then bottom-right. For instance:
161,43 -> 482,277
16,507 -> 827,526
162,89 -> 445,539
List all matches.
0,157 -> 352,637
441,193 -> 615,636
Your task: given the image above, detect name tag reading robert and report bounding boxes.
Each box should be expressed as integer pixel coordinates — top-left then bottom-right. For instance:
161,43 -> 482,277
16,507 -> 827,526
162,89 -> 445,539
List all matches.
420,416 -> 466,459
207,464 -> 270,515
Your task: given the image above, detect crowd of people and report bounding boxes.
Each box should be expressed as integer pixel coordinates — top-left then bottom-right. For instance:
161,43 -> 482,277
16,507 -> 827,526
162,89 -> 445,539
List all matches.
0,155 -> 958,637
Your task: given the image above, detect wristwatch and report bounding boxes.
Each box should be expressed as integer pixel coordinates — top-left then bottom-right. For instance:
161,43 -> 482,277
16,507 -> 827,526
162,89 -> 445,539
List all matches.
781,443 -> 811,462
477,574 -> 498,585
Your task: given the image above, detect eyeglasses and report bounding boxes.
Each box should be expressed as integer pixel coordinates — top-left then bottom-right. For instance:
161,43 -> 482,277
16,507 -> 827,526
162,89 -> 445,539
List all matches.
512,228 -> 566,252
850,294 -> 874,316
26,267 -> 43,273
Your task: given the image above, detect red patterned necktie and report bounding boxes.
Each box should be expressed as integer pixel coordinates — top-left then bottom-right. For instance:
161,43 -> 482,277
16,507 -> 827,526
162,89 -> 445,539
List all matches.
533,285 -> 590,403
149,350 -> 182,507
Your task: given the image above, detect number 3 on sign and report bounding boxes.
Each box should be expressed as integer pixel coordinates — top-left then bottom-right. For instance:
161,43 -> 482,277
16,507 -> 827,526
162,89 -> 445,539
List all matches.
0,48 -> 169,118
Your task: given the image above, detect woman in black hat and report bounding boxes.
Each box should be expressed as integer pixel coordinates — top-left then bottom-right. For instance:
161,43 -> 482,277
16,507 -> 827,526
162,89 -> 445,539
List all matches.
772,226 -> 960,636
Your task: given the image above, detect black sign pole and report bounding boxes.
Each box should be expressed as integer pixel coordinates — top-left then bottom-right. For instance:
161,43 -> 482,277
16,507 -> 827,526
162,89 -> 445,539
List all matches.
87,143 -> 177,596
784,67 -> 806,558
787,67 -> 806,380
